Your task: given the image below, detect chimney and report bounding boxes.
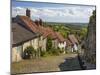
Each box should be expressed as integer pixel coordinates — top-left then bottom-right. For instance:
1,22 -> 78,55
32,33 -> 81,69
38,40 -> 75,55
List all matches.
26,8 -> 30,18
34,20 -> 39,26
39,18 -> 43,26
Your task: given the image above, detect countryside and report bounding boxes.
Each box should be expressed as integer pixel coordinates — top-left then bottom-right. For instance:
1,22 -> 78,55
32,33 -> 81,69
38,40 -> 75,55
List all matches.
11,1 -> 96,74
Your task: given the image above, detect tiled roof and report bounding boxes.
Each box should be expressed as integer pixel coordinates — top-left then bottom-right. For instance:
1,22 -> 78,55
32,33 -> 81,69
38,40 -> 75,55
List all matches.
15,16 -> 50,38
16,16 -> 39,33
55,32 -> 65,42
45,27 -> 57,39
38,26 -> 50,38
68,34 -> 78,44
65,39 -> 72,46
14,15 -> 67,41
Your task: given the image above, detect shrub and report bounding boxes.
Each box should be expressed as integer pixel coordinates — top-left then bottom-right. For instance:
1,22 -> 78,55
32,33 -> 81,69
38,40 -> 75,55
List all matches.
46,37 -> 52,51
59,49 -> 64,54
40,51 -> 47,57
47,48 -> 61,56
23,46 -> 35,59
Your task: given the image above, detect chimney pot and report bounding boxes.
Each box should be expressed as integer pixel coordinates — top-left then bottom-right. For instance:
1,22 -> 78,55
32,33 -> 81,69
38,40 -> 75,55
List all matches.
26,8 -> 31,18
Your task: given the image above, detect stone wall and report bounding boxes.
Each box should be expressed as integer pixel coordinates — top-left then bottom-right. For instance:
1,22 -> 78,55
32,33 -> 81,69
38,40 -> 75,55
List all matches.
12,36 -> 47,62
12,47 -> 22,62
84,10 -> 96,64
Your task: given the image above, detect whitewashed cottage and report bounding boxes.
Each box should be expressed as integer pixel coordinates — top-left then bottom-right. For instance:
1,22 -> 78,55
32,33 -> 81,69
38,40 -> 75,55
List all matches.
12,23 -> 39,62
68,34 -> 79,52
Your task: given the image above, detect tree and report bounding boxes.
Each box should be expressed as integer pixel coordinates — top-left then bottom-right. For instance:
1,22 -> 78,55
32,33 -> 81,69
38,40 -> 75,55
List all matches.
80,27 -> 87,41
46,37 -> 52,51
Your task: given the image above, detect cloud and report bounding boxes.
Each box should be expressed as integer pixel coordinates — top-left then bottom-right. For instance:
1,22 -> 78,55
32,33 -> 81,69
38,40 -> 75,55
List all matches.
12,7 -> 26,17
12,6 -> 95,23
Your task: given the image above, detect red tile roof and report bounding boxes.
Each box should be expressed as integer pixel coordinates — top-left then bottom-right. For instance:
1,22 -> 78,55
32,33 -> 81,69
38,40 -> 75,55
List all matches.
18,16 -> 39,33
45,27 -> 57,39
15,15 -> 67,41
16,16 -> 51,38
55,32 -> 65,42
38,26 -> 50,38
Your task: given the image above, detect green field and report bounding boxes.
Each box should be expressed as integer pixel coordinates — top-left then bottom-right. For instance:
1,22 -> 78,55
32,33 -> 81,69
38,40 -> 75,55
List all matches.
43,22 -> 88,43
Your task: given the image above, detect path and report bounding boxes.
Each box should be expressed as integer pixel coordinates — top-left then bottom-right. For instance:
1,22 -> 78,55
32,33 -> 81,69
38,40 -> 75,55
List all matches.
11,53 -> 82,74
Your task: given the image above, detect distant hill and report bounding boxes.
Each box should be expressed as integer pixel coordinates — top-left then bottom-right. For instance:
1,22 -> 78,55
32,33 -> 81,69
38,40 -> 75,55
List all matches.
44,22 -> 88,30
66,23 -> 88,26
44,22 -> 88,26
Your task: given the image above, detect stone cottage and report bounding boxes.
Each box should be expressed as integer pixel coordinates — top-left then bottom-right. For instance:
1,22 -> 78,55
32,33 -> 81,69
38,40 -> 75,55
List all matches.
68,34 -> 79,52
45,27 -> 58,49
65,38 -> 72,52
12,23 -> 39,62
12,8 -> 48,62
55,32 -> 66,53
13,9 -> 48,52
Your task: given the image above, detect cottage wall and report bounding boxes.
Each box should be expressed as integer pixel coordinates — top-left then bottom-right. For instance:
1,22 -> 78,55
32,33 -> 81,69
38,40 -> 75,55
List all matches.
58,41 -> 66,50
12,36 -> 47,62
12,47 -> 17,62
73,44 -> 78,51
22,41 -> 31,51
39,36 -> 43,48
32,38 -> 39,50
12,46 -> 22,62
41,38 -> 47,51
58,41 -> 66,54
52,39 -> 58,49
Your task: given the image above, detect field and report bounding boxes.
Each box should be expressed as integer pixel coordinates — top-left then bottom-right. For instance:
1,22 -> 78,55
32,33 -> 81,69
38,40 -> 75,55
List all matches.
44,22 -> 88,42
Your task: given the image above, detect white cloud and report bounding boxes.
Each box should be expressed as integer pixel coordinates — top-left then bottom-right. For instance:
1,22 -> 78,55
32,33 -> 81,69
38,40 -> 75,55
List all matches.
12,7 -> 26,17
12,6 -> 95,22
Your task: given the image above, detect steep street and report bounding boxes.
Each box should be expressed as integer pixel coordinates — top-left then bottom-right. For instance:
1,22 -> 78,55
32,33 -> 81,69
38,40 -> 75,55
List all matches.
12,53 -> 82,74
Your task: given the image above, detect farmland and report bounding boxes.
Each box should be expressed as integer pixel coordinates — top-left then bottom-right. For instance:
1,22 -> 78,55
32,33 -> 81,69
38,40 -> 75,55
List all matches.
43,22 -> 88,43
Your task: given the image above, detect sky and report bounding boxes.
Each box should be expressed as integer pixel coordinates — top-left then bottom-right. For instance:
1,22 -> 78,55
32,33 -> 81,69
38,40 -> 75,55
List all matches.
12,0 -> 95,23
